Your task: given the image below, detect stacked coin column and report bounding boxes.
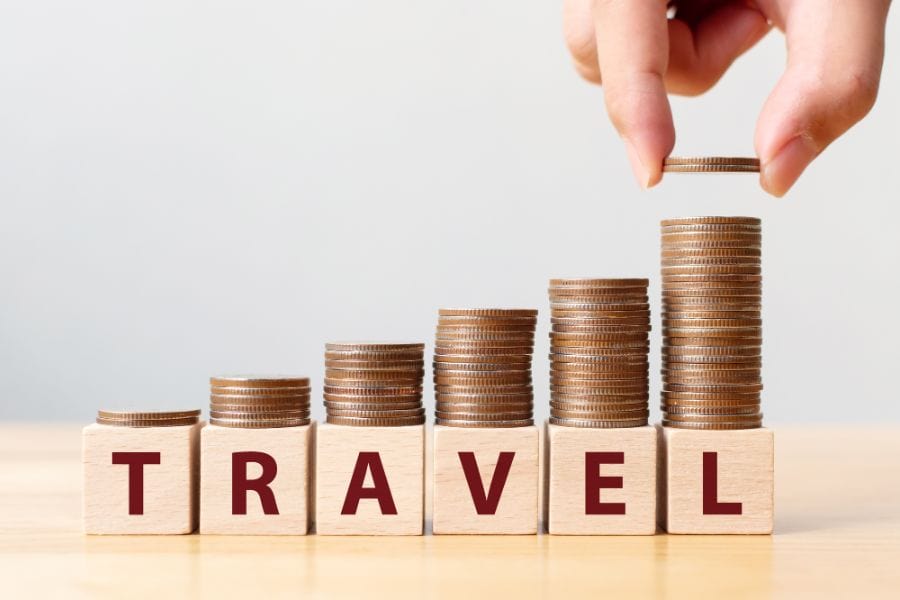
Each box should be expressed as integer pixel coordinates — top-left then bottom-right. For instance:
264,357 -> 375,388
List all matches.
545,280 -> 658,535
315,342 -> 426,535
201,376 -> 313,535
431,309 -> 540,534
83,410 -> 202,534
658,216 -> 774,535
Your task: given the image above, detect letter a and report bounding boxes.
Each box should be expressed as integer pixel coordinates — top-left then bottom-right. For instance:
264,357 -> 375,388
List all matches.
341,452 -> 398,515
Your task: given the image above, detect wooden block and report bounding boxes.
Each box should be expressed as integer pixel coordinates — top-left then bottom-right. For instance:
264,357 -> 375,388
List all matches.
315,423 -> 424,535
82,422 -> 201,534
433,425 -> 538,534
660,425 -> 774,534
547,423 -> 657,535
200,422 -> 313,535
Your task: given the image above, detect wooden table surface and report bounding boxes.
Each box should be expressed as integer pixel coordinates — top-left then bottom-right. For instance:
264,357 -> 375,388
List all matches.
1,424 -> 898,599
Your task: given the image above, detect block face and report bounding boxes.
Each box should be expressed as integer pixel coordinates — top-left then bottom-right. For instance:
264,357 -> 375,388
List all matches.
547,423 -> 657,535
315,423 -> 424,535
662,426 -> 774,534
433,425 -> 538,535
200,423 -> 312,535
82,422 -> 201,534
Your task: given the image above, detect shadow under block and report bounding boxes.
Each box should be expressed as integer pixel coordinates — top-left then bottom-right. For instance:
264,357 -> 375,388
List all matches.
82,422 -> 201,534
660,425 -> 774,534
433,425 -> 539,535
315,423 -> 424,535
547,423 -> 657,535
200,422 -> 313,535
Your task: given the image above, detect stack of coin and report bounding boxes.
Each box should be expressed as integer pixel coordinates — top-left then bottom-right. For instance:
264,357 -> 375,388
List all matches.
660,217 -> 763,429
209,376 -> 311,428
96,409 -> 201,427
433,308 -> 536,428
323,342 -> 426,426
548,279 -> 651,428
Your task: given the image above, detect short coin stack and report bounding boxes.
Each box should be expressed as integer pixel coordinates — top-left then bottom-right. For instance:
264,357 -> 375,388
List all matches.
433,308 -> 536,428
323,342 -> 426,426
209,376 -> 311,428
660,216 -> 763,429
548,279 -> 651,428
96,409 -> 201,427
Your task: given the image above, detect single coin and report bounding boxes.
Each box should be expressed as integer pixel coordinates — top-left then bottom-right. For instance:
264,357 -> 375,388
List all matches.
551,324 -> 651,335
661,223 -> 761,234
552,394 -> 648,405
551,360 -> 648,372
438,308 -> 538,318
551,399 -> 647,409
435,410 -> 531,421
209,376 -> 309,389
210,402 -> 310,413
665,337 -> 762,347
324,358 -> 424,369
435,332 -> 536,342
664,411 -> 763,423
435,401 -> 532,413
438,315 -> 537,324
662,310 -> 761,320
662,420 -> 761,430
664,356 -> 761,367
324,368 -> 424,381
664,359 -> 761,370
325,342 -> 425,352
434,340 -> 535,350
549,416 -> 648,428
549,352 -> 649,363
436,324 -> 537,334
663,157 -> 760,167
665,382 -> 764,393
549,278 -> 648,287
327,408 -> 426,418
662,265 -> 761,276
435,418 -> 534,428
434,375 -> 531,386
210,386 -> 311,397
97,409 -> 201,420
209,417 -> 311,429
662,390 -> 761,401
323,385 -> 422,396
551,408 -> 650,420
324,400 -> 422,411
434,345 -> 534,356
325,350 -> 424,361
431,353 -> 533,364
433,362 -> 531,373
210,409 -> 310,419
434,392 -> 533,404
96,416 -> 200,427
323,377 -> 424,388
323,392 -> 421,403
550,378 -> 649,391
326,415 -> 426,427
662,404 -> 760,416
661,256 -> 760,267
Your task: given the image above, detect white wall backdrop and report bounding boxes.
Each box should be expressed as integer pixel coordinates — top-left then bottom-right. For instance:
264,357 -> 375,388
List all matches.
1,2 -> 898,422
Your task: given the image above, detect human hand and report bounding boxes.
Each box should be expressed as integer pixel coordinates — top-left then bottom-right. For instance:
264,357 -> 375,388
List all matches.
563,0 -> 892,196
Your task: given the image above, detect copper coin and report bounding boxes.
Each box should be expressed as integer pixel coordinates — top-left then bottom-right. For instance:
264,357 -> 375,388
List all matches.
435,418 -> 534,428
662,158 -> 760,168
665,337 -> 762,347
210,409 -> 310,418
549,416 -> 648,428
325,350 -> 424,361
210,387 -> 311,398
435,401 -> 532,413
552,408 -> 650,419
434,374 -> 531,384
209,417 -> 310,429
96,416 -> 200,427
662,404 -> 760,416
662,419 -> 761,430
324,368 -> 424,381
325,342 -> 425,352
662,390 -> 761,401
434,345 -> 533,356
665,382 -> 764,393
322,378 -> 425,390
324,400 -> 422,410
326,415 -> 426,427
435,332 -> 536,342
435,392 -> 533,403
328,407 -> 425,418
209,376 -> 310,389
551,360 -> 648,372
97,409 -> 201,420
323,393 -> 421,404
661,256 -> 760,266
324,358 -> 424,369
550,378 -> 649,390
438,308 -> 537,317
550,278 -> 648,287
434,340 -> 535,350
323,385 -> 421,396
433,362 -> 531,372
436,324 -> 536,334
431,354 -> 533,364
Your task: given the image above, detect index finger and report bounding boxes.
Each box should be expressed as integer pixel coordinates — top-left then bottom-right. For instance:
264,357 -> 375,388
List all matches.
593,0 -> 674,188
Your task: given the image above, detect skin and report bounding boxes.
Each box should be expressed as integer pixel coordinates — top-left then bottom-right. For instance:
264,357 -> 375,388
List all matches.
563,0 -> 892,196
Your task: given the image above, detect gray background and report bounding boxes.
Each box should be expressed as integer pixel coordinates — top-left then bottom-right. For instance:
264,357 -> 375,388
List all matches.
1,2 -> 897,423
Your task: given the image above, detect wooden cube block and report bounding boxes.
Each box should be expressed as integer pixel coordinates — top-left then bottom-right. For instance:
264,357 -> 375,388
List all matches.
200,422 -> 313,535
433,425 -> 538,534
315,423 -> 424,535
82,422 -> 201,534
660,425 -> 774,534
547,423 -> 657,535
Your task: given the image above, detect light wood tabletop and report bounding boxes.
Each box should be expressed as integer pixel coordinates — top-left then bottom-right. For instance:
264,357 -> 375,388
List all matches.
1,424 -> 897,599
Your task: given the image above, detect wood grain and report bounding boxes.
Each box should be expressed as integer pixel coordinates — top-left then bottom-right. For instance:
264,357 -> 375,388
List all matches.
3,424 -> 899,597
200,423 -> 312,535
315,423 -> 424,535
547,423 -> 657,535
432,424 -> 538,534
82,422 -> 201,535
661,425 -> 774,534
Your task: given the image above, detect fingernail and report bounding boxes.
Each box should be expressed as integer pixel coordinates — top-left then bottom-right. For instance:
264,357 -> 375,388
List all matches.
624,139 -> 651,190
761,135 -> 818,197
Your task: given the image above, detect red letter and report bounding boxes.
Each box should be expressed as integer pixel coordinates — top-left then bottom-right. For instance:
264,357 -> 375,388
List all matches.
341,452 -> 397,515
703,452 -> 742,514
232,451 -> 279,515
585,451 -> 626,515
458,451 -> 515,515
112,451 -> 160,515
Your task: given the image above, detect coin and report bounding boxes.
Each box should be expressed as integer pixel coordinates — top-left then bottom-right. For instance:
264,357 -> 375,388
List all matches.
209,376 -> 310,388
210,417 -> 311,429
435,418 -> 534,428
549,416 -> 648,428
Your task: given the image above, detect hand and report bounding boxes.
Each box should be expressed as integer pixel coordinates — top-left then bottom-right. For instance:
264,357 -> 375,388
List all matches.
563,0 -> 892,196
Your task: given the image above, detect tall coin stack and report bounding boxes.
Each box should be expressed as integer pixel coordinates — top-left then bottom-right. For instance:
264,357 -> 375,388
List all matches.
548,279 -> 651,428
209,376 -> 311,428
433,308 -> 537,428
323,342 -> 426,426
660,216 -> 763,429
